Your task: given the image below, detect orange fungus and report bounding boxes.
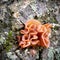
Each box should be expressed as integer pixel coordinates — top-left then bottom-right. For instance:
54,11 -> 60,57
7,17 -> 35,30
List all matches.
17,19 -> 52,48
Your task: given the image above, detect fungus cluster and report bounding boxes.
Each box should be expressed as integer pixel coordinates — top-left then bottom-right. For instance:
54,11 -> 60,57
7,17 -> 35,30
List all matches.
17,19 -> 52,48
